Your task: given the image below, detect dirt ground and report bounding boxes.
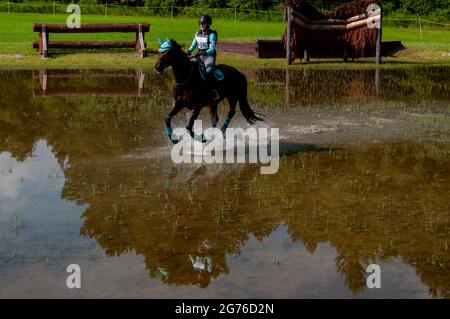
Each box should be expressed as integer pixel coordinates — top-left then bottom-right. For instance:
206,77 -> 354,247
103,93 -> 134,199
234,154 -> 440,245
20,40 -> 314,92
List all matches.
217,41 -> 257,56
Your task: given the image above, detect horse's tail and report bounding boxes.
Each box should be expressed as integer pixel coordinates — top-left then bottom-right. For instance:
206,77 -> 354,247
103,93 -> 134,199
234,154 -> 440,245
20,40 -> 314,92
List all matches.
238,75 -> 264,125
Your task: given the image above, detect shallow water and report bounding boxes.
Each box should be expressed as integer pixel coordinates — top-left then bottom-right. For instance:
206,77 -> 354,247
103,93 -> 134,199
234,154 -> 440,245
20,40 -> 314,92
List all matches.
0,68 -> 449,298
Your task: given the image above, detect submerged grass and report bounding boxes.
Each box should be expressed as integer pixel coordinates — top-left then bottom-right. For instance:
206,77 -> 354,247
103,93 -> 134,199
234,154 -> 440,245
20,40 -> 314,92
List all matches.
8,212 -> 23,237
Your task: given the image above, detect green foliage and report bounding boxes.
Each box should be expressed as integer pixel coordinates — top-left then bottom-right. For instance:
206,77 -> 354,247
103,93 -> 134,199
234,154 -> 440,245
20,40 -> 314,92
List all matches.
1,0 -> 448,21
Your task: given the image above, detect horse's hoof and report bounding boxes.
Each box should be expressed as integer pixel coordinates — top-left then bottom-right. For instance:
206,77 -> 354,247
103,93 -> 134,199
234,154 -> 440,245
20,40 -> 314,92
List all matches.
193,133 -> 206,143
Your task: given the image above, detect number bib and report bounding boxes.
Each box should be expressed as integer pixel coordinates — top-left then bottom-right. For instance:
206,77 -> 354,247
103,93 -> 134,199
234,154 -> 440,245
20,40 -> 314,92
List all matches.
195,34 -> 209,50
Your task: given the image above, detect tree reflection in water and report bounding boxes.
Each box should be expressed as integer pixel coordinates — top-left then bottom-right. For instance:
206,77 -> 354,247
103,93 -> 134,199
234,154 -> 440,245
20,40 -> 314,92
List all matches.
0,69 -> 448,297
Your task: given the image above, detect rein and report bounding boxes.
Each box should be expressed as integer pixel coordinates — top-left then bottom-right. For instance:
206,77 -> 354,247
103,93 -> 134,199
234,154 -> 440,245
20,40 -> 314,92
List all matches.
175,51 -> 194,86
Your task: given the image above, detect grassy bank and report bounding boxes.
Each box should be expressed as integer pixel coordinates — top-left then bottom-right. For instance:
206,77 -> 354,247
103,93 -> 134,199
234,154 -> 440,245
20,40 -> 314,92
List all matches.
0,12 -> 449,70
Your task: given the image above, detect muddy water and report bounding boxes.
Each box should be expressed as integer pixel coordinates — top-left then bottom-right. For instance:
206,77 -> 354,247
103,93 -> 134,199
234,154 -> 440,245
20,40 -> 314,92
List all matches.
0,68 -> 449,298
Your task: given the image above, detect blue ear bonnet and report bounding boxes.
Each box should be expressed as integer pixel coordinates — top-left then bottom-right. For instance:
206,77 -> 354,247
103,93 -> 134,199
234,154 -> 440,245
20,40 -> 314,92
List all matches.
158,37 -> 173,53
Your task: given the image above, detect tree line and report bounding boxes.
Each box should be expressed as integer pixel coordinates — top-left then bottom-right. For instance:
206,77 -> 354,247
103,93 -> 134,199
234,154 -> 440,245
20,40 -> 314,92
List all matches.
6,0 -> 450,20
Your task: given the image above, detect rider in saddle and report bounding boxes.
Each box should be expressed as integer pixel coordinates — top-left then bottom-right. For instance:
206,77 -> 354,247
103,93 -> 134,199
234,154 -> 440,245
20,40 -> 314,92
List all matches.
187,15 -> 220,101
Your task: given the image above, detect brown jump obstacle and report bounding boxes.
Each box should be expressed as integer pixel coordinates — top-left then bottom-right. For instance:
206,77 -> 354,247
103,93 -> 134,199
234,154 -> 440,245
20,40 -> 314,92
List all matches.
218,0 -> 401,62
32,23 -> 150,58
284,0 -> 383,64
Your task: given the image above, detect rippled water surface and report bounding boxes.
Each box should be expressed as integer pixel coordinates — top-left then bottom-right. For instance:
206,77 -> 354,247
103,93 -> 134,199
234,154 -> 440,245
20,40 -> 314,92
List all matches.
0,68 -> 449,298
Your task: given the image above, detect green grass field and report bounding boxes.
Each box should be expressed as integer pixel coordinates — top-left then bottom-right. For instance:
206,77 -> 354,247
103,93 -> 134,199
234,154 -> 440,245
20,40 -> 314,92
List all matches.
0,12 -> 448,69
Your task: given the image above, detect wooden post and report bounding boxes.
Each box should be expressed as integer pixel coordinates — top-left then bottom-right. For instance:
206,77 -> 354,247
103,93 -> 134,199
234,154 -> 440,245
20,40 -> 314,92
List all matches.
137,69 -> 145,97
303,49 -> 309,63
42,25 -> 48,59
376,10 -> 382,64
38,32 -> 42,54
40,70 -> 48,96
136,24 -> 145,58
418,17 -> 422,39
286,7 -> 292,65
171,2 -> 174,20
105,3 -> 108,17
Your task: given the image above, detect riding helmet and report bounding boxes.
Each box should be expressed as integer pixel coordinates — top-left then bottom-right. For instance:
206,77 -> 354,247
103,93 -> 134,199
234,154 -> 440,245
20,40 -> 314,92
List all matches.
199,15 -> 212,26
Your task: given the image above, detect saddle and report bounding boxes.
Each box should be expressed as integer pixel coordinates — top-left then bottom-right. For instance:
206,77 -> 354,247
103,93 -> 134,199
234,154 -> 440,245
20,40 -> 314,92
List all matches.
195,57 -> 225,82
194,57 -> 224,102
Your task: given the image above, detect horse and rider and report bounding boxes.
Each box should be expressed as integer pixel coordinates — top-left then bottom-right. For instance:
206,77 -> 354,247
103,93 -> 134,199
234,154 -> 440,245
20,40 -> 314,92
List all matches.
155,15 -> 263,144
187,15 -> 220,101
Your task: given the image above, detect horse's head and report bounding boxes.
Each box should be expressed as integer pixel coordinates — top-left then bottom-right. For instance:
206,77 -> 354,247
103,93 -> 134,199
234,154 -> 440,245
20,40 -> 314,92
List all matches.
155,37 -> 183,74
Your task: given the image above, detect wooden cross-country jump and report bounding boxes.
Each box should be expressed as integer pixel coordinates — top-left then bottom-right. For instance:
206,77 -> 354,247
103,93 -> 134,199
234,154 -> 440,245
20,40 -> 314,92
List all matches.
32,23 -> 150,59
284,0 -> 383,64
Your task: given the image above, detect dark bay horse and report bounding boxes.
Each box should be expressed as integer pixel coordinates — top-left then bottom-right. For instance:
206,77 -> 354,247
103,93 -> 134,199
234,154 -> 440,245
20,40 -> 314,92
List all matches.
154,38 -> 263,144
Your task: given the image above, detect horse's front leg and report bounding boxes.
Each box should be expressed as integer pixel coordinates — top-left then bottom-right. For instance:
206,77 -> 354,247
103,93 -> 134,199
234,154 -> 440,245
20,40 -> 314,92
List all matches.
165,100 -> 184,144
186,107 -> 206,142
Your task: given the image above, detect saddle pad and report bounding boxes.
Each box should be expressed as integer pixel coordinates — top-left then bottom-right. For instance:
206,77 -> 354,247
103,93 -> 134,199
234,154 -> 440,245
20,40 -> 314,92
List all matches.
197,57 -> 225,82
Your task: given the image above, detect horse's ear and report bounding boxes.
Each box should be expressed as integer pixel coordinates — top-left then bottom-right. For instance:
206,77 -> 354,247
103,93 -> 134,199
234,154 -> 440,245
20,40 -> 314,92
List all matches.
166,38 -> 171,44
157,37 -> 164,45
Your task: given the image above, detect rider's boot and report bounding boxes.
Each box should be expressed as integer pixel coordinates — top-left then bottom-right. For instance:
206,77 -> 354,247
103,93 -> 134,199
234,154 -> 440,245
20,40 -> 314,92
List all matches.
206,72 -> 220,102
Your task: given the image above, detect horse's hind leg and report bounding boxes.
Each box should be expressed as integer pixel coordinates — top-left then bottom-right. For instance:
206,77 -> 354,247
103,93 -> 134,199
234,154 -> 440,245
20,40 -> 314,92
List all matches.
221,96 -> 238,133
208,104 -> 219,128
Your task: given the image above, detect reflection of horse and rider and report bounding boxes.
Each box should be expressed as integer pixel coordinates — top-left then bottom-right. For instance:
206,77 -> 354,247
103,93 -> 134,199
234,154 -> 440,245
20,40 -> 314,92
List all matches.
155,15 -> 263,144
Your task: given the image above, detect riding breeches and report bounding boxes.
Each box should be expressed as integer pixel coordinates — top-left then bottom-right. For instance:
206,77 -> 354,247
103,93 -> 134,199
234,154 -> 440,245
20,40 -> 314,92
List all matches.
191,55 -> 216,74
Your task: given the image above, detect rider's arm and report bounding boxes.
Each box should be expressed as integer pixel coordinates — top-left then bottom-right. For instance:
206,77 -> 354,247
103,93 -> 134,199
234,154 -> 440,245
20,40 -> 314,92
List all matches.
187,33 -> 197,54
205,32 -> 216,56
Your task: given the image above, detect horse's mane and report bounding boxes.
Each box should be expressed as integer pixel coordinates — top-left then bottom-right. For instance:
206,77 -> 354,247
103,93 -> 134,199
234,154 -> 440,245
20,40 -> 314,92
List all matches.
169,39 -> 182,52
